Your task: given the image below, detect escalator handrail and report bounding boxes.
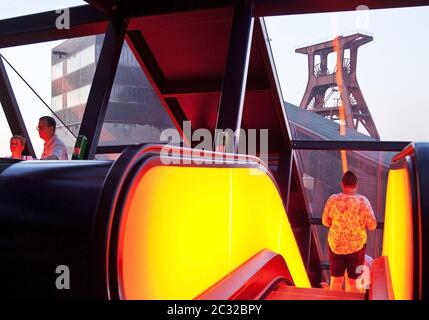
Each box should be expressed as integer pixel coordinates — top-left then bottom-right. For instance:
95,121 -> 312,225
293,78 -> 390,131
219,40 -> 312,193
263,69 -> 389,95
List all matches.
369,256 -> 395,300
194,249 -> 293,300
255,276 -> 293,300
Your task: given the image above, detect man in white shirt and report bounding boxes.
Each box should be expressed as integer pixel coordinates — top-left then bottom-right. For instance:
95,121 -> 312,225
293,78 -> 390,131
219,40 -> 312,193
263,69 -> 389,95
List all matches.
37,116 -> 68,160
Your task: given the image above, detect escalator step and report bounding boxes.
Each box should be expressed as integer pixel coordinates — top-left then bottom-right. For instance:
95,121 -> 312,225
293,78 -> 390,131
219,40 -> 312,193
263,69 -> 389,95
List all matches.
265,284 -> 365,300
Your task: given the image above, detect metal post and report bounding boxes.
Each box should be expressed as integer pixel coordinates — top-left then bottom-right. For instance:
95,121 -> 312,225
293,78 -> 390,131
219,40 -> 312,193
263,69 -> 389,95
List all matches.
0,57 -> 35,158
214,1 -> 254,153
126,31 -> 190,145
77,17 -> 128,159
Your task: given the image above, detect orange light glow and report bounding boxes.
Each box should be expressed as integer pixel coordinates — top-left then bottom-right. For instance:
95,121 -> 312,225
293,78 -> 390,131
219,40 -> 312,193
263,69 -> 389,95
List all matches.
117,165 -> 310,299
340,150 -> 348,173
332,37 -> 348,174
382,168 -> 414,300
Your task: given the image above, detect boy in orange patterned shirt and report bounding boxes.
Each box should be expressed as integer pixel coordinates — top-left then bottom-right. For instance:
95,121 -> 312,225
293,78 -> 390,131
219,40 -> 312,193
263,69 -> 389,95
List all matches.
322,171 -> 377,292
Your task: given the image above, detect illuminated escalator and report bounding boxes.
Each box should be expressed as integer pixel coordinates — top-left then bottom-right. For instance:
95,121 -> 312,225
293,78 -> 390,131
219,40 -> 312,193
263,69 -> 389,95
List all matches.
0,144 -> 309,299
265,142 -> 428,300
197,142 -> 428,300
0,142 -> 427,299
196,247 -> 391,300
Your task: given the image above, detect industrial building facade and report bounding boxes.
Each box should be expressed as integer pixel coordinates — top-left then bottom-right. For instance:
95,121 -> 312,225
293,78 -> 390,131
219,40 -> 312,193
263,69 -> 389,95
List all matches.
51,35 -> 176,152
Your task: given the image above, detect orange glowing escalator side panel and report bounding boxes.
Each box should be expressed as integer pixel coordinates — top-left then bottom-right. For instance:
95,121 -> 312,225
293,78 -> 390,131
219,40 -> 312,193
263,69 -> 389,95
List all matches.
382,168 -> 413,300
117,165 -> 310,299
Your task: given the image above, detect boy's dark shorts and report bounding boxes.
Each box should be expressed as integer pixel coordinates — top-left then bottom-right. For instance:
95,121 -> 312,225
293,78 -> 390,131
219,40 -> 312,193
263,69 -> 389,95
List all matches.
328,244 -> 366,279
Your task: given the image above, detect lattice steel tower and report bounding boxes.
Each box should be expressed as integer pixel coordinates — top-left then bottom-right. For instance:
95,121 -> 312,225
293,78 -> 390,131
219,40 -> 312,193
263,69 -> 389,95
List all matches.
296,33 -> 379,140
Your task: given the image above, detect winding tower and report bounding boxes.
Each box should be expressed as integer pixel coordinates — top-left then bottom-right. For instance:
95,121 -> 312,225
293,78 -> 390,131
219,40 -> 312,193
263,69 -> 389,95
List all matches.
296,33 -> 379,140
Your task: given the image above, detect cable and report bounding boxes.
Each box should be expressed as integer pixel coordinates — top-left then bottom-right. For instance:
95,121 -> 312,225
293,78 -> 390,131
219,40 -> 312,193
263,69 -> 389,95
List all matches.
0,53 -> 76,138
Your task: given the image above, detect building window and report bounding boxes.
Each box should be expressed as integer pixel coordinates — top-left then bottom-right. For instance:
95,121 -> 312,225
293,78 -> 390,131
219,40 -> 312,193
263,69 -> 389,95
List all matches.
52,62 -> 63,80
109,85 -> 148,104
66,85 -> 91,108
118,47 -> 139,67
51,94 -> 63,111
66,45 -> 95,74
80,45 -> 95,69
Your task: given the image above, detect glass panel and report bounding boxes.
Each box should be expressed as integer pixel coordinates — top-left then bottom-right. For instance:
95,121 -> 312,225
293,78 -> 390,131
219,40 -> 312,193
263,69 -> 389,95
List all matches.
0,35 -> 100,158
1,32 -> 176,158
98,36 -> 178,146
265,6 -> 429,141
0,1 -> 86,20
0,102 -> 13,157
295,149 -> 396,269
